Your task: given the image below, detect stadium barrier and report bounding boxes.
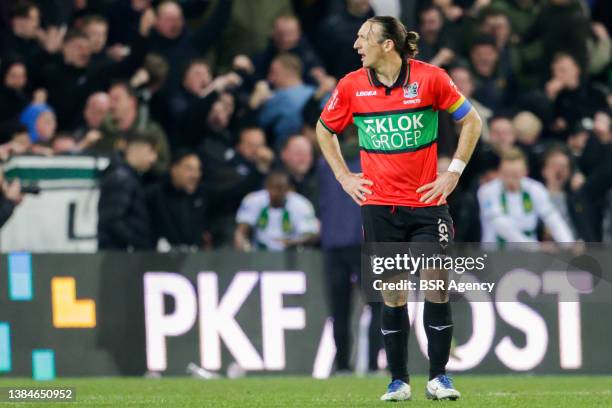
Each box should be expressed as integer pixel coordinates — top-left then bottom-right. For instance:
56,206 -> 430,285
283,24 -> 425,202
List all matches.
1,249 -> 610,379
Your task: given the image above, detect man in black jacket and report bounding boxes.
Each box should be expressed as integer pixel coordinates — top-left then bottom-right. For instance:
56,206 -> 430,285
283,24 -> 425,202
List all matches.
97,134 -> 157,250
40,9 -> 155,130
146,150 -> 210,250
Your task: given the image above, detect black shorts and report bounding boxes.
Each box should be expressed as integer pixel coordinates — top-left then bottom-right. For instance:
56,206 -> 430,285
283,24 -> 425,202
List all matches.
361,204 -> 454,246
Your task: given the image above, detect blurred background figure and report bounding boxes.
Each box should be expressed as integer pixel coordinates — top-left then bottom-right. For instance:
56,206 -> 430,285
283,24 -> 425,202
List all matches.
234,170 -> 319,251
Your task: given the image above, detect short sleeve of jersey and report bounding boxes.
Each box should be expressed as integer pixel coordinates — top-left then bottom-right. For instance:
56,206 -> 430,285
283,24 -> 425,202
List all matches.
433,68 -> 464,112
319,78 -> 352,135
528,180 -> 556,218
236,193 -> 263,226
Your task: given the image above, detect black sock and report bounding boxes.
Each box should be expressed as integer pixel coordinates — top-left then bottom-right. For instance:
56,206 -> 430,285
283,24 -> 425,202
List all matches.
424,300 -> 453,380
381,304 -> 409,384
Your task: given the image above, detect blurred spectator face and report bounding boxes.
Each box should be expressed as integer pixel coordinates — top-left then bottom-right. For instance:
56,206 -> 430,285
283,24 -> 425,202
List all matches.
126,141 -> 158,172
449,67 -> 473,97
156,2 -> 185,40
83,20 -> 108,54
84,92 -> 111,128
420,8 -> 443,40
183,62 -> 211,95
281,136 -> 313,177
513,111 -> 542,146
272,17 -> 300,52
170,154 -> 201,194
470,44 -> 498,77
266,173 -> 290,208
489,118 -> 516,152
481,14 -> 511,48
63,37 -> 92,68
347,0 -> 371,17
35,111 -> 57,142
12,6 -> 40,38
109,85 -> 137,118
593,111 -> 611,143
131,0 -> 151,11
4,63 -> 27,91
207,94 -> 234,131
500,158 -> 527,192
542,151 -> 570,187
52,134 -> 77,153
354,22 -> 386,69
237,128 -> 266,161
11,131 -> 31,155
551,55 -> 580,88
267,60 -> 287,88
567,129 -> 589,155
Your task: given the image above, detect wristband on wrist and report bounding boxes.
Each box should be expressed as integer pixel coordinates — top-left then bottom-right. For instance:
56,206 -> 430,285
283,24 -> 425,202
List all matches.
447,158 -> 466,175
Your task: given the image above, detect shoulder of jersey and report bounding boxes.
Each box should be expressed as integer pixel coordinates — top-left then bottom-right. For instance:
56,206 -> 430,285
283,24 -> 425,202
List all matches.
287,191 -> 313,207
522,177 -> 547,192
338,68 -> 368,85
478,178 -> 502,194
244,190 -> 269,203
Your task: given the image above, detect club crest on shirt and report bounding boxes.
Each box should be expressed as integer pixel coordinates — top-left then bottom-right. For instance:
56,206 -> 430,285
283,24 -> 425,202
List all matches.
403,82 -> 419,99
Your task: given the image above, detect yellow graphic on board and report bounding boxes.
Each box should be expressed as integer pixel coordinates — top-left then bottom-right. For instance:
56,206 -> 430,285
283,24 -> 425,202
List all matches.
51,277 -> 96,328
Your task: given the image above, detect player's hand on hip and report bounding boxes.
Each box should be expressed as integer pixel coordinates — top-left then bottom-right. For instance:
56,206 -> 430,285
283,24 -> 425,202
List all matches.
417,171 -> 460,205
338,172 -> 373,205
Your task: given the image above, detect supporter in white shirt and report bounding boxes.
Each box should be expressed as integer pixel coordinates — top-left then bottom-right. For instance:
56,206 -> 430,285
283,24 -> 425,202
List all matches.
234,170 -> 319,251
477,147 -> 574,245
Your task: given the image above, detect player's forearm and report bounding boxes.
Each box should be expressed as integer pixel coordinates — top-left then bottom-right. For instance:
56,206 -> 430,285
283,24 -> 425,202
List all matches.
316,120 -> 351,180
453,108 -> 482,164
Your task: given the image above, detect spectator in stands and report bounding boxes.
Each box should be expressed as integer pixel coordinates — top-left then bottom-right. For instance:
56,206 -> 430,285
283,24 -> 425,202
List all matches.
479,10 -> 519,89
523,0 -> 590,80
469,35 -> 511,112
0,124 -> 31,160
81,14 -> 113,71
279,134 -> 317,204
0,59 -> 30,136
317,0 -> 374,78
147,0 -> 232,90
19,102 -> 56,155
98,81 -> 170,174
168,60 -> 241,149
72,92 -> 110,151
449,66 -> 491,141
40,10 -> 154,130
487,116 -> 516,155
587,22 -> 611,78
540,144 -> 590,239
146,150 -> 210,250
546,52 -> 609,135
477,147 -> 574,245
252,54 -> 316,147
106,0 -> 151,46
415,5 -> 455,67
251,14 -> 323,83
513,110 -> 546,178
97,135 -> 157,250
0,165 -> 23,229
0,1 -> 56,84
317,129 -> 381,374
234,170 -> 319,251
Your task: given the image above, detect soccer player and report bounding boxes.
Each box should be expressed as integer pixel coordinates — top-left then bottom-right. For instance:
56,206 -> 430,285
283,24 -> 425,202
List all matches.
316,17 -> 482,401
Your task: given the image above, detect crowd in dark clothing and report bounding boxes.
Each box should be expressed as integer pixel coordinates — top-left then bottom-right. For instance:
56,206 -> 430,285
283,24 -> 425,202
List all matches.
0,0 -> 610,250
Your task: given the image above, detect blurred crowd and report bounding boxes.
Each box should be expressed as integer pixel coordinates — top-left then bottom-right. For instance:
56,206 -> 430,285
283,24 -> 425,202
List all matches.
0,0 -> 610,250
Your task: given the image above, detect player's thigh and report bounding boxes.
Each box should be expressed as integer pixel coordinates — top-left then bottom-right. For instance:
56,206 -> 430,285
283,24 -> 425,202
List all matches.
407,205 -> 454,302
361,205 -> 406,243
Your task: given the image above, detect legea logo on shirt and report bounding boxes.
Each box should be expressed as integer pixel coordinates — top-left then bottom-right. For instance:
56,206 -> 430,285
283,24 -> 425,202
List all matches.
356,90 -> 377,97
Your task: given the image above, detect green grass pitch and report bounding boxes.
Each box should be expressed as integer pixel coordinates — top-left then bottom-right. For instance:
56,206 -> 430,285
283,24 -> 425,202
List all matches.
0,375 -> 611,407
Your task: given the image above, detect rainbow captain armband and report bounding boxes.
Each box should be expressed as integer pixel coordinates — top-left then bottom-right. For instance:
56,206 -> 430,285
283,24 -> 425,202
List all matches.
447,95 -> 472,121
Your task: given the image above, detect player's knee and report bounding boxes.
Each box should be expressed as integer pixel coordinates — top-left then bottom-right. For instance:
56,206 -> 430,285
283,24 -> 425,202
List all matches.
382,290 -> 407,307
